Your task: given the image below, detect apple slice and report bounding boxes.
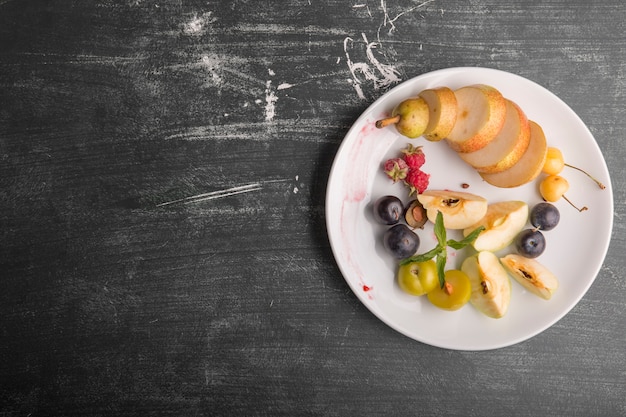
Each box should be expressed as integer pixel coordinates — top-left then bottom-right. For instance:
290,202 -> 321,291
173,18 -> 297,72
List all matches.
500,254 -> 559,300
458,99 -> 531,173
463,201 -> 529,252
418,87 -> 457,142
461,251 -> 511,319
445,84 -> 507,153
417,190 -> 488,230
480,121 -> 548,188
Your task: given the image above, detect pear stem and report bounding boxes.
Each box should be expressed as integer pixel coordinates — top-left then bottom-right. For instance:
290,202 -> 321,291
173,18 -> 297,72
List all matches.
562,194 -> 588,212
375,115 -> 400,129
564,163 -> 606,189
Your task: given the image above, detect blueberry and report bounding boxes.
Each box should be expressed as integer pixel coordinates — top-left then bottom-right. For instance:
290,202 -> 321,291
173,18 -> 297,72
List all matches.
383,224 -> 420,259
530,202 -> 560,231
373,195 -> 404,225
515,229 -> 546,258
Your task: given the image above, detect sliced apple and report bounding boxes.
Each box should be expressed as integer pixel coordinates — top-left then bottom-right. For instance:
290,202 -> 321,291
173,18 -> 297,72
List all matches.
417,190 -> 488,230
500,254 -> 559,300
458,99 -> 531,173
419,87 -> 457,142
480,121 -> 548,188
463,201 -> 529,252
461,251 -> 511,319
445,84 -> 507,153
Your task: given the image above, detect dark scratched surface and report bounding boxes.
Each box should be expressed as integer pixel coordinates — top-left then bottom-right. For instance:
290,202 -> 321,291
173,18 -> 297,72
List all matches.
1,1 -> 625,416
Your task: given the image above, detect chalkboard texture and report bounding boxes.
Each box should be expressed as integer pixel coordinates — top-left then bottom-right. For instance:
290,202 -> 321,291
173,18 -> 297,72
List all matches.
1,0 -> 625,416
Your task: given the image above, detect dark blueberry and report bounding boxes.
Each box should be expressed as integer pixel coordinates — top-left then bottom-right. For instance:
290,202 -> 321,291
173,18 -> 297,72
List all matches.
373,195 -> 404,225
383,224 -> 420,259
515,229 -> 546,258
530,202 -> 560,231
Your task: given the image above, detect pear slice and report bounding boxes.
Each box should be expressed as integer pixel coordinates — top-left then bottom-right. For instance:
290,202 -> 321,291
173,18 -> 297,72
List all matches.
480,121 -> 548,188
461,252 -> 511,319
500,254 -> 559,300
419,87 -> 458,142
445,84 -> 507,153
458,99 -> 531,174
417,190 -> 488,230
463,201 -> 529,252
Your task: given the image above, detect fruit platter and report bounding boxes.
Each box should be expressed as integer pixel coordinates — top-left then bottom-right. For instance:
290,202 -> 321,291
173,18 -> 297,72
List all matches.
325,67 -> 613,350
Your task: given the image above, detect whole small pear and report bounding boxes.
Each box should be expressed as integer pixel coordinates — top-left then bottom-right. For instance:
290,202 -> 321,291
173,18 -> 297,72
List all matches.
376,97 -> 429,138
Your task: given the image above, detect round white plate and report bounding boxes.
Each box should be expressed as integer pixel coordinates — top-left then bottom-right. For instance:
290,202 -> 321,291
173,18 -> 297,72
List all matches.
326,67 -> 613,350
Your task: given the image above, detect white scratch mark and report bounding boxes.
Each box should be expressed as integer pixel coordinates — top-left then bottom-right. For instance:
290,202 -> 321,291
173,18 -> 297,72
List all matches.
183,12 -> 215,35
200,54 -> 223,86
343,34 -> 401,99
157,183 -> 262,207
277,83 -> 294,90
264,80 -> 278,121
380,0 -> 437,35
156,179 -> 292,207
293,175 -> 300,194
353,3 -> 372,17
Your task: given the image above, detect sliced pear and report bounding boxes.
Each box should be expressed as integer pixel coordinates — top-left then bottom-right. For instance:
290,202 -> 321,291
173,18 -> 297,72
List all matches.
458,99 -> 531,173
480,121 -> 548,188
445,84 -> 507,153
463,201 -> 529,252
417,190 -> 488,230
500,254 -> 558,300
461,252 -> 511,319
419,87 -> 458,142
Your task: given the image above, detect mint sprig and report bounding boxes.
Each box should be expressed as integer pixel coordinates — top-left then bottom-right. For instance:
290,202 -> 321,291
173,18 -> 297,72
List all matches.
399,211 -> 485,288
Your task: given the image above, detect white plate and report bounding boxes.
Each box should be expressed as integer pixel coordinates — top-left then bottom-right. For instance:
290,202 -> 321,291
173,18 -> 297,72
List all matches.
326,67 -> 613,350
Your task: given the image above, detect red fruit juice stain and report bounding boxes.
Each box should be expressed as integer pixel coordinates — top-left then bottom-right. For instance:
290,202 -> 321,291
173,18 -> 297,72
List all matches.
363,285 -> 372,292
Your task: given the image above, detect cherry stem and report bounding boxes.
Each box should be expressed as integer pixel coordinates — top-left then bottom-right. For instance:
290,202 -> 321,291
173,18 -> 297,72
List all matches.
375,115 -> 400,129
563,194 -> 588,212
564,163 -> 606,189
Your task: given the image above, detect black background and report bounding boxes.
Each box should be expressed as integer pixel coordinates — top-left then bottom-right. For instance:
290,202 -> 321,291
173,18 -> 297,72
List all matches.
1,1 -> 625,416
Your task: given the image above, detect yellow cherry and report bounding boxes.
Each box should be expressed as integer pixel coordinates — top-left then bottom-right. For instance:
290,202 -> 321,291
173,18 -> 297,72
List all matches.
543,146 -> 605,189
542,147 -> 565,175
540,175 -> 587,212
539,175 -> 568,201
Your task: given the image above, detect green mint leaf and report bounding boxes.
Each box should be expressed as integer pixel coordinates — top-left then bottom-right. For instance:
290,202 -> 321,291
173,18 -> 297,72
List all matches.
447,226 -> 486,250
434,211 -> 446,247
436,252 -> 447,288
399,246 -> 442,265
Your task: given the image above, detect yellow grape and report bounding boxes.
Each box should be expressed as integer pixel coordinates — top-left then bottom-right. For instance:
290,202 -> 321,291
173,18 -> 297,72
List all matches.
427,269 -> 471,311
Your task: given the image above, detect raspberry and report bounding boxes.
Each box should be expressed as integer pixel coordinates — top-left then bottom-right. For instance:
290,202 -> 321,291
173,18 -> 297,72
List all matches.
405,168 -> 430,195
402,144 -> 426,169
383,158 -> 409,182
